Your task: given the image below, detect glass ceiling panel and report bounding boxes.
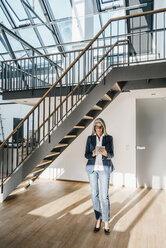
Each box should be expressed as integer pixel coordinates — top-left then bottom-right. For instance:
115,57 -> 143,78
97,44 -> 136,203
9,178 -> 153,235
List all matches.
49,0 -> 72,19
33,0 -> 48,20
56,20 -> 72,44
0,39 -> 8,53
0,0 -> 128,59
46,46 -> 59,54
6,32 -> 24,51
37,25 -> 55,45
0,6 -> 12,29
26,0 -> 46,23
1,54 -> 11,60
5,0 -> 28,22
19,28 -> 41,47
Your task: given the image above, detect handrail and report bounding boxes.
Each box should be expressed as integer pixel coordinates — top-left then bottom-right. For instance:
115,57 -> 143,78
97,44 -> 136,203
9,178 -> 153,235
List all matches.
22,39 -> 129,147
1,7 -> 165,149
1,44 -> 121,63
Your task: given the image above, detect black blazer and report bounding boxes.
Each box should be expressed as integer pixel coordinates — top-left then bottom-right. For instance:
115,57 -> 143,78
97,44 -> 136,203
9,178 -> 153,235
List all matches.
85,135 -> 115,175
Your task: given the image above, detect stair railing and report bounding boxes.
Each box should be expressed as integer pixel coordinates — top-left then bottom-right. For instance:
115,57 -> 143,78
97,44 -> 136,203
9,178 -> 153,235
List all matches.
1,8 -> 166,92
0,8 -> 166,193
0,45 -> 117,91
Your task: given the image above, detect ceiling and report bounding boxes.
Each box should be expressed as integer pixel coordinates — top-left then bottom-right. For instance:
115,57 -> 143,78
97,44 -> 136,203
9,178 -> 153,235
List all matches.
0,0 -> 154,61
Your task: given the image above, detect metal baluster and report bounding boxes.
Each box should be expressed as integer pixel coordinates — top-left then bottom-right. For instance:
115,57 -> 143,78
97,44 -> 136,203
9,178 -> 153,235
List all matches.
117,20 -> 119,66
24,59 -> 26,89
22,122 -> 24,162
5,63 -> 7,90
164,12 -> 166,59
52,55 -> 54,86
32,111 -> 34,150
1,147 -> 4,193
1,62 -> 4,91
35,57 -> 37,88
19,61 -> 21,90
38,105 -> 40,145
6,140 -> 9,177
92,47 -> 94,85
48,96 -> 51,143
66,70 -> 68,117
43,99 -> 45,140
155,13 -> 157,60
131,17 -> 133,64
27,117 -> 29,156
16,130 -> 19,167
44,58 -> 45,87
9,61 -> 11,90
11,135 -> 14,173
54,87 -> 57,127
71,66 -> 74,110
48,60 -> 49,87
28,57 -> 30,89
139,16 -> 141,61
40,56 -> 42,87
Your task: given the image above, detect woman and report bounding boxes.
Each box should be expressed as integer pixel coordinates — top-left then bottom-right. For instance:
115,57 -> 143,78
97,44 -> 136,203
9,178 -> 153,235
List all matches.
85,118 -> 114,234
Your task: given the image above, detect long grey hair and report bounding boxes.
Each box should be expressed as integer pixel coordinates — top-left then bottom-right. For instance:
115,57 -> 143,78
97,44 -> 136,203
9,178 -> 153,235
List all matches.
91,118 -> 108,135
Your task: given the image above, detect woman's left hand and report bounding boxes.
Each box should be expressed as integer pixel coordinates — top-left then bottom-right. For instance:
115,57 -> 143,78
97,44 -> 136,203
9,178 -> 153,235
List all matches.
99,148 -> 108,157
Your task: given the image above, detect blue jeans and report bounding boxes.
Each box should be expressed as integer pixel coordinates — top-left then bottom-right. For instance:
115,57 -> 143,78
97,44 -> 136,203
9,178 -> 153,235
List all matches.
87,170 -> 110,223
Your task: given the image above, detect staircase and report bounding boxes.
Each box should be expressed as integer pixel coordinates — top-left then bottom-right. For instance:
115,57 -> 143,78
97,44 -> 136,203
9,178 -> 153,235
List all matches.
1,8 -> 166,202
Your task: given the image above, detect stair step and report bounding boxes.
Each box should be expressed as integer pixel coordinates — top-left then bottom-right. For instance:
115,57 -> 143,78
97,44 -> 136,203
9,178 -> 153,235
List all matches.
55,143 -> 68,148
104,93 -> 112,101
28,168 -> 45,176
93,104 -> 103,110
37,160 -> 53,167
83,115 -> 94,120
15,184 -> 30,192
22,176 -> 37,184
73,125 -> 85,129
64,135 -> 77,138
45,152 -> 61,158
115,82 -> 122,91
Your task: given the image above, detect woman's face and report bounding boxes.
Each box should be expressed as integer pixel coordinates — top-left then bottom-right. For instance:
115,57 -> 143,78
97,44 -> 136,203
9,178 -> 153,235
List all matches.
95,121 -> 103,136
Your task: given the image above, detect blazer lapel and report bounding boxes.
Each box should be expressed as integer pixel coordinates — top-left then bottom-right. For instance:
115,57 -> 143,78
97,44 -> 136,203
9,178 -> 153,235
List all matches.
92,135 -> 96,147
102,135 -> 106,146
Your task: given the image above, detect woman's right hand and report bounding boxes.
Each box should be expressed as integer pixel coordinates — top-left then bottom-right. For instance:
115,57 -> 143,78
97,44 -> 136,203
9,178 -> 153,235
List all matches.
92,149 -> 96,157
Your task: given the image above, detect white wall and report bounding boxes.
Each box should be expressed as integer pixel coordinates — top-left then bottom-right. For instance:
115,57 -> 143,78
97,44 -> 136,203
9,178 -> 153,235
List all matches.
40,87 -> 166,188
40,90 -> 137,187
0,96 -> 31,140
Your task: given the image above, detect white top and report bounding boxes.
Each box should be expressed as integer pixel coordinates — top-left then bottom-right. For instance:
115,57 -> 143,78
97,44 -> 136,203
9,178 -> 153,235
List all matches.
94,133 -> 104,171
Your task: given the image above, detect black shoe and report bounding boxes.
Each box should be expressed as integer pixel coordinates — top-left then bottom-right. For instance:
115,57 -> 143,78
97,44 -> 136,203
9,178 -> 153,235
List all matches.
104,228 -> 111,235
93,219 -> 102,233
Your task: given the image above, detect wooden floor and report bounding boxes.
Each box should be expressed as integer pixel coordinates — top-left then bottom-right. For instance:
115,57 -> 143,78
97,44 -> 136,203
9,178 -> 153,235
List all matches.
0,179 -> 166,248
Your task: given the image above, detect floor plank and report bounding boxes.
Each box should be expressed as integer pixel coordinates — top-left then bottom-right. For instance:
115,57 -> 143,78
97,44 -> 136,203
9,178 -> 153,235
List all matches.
0,179 -> 166,248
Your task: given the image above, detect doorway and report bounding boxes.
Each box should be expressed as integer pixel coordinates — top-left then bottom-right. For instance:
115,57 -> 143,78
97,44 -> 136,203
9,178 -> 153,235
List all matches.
136,98 -> 166,189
